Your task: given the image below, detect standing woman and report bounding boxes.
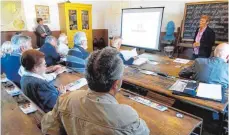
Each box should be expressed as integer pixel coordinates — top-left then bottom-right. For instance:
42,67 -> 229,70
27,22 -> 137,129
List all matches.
193,15 -> 215,59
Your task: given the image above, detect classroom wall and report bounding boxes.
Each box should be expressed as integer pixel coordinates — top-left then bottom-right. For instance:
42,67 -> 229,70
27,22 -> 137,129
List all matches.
104,0 -> 220,36
22,0 -> 109,31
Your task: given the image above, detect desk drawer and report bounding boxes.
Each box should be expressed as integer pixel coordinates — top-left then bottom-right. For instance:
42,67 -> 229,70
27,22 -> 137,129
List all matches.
147,91 -> 175,106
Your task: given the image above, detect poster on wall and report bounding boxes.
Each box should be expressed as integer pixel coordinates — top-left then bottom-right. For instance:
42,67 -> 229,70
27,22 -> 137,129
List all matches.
1,0 -> 27,31
35,5 -> 50,24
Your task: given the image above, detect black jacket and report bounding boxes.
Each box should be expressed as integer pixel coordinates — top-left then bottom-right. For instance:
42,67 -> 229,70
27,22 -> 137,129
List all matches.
193,26 -> 215,58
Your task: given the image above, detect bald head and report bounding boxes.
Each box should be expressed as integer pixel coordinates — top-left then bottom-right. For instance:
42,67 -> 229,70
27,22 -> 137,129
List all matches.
214,43 -> 229,62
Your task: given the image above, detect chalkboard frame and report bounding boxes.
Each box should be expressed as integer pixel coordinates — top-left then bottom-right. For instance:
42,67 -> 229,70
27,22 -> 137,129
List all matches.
181,0 -> 228,43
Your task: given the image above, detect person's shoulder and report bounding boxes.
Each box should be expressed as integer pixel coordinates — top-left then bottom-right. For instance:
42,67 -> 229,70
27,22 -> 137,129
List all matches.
194,58 -> 209,66
57,90 -> 87,107
206,26 -> 215,33
118,104 -> 139,118
21,75 -> 45,82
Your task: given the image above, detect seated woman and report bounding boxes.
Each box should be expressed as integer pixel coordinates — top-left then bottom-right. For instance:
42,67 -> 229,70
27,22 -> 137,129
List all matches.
20,49 -> 65,112
40,36 -> 61,66
66,32 -> 89,73
110,36 -> 135,65
57,33 -> 69,56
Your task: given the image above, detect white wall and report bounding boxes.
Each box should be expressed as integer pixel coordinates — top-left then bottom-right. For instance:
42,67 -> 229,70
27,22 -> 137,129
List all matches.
104,0 -> 220,36
22,0 -> 219,33
22,0 -> 109,31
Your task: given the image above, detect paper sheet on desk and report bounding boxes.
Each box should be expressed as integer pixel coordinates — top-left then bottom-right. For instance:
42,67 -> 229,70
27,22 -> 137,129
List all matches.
120,48 -> 138,61
66,78 -> 88,91
133,58 -> 148,66
196,83 -> 222,101
173,58 -> 190,64
169,79 -> 189,92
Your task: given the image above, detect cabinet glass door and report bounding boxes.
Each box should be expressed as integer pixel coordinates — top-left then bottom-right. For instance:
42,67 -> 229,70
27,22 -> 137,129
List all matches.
81,10 -> 89,30
68,10 -> 78,30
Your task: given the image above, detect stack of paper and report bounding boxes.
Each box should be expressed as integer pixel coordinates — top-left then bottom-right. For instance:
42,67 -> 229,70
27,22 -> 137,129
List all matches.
173,58 -> 190,64
133,58 -> 148,66
120,48 -> 138,61
196,83 -> 222,101
66,78 -> 88,91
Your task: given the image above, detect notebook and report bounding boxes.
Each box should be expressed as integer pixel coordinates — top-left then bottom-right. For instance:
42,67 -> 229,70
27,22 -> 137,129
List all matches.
196,83 -> 222,101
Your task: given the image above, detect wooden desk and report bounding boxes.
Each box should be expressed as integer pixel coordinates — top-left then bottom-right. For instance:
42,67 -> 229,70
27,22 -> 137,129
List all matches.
1,81 -> 44,135
135,53 -> 193,77
123,54 -> 227,113
54,72 -> 203,135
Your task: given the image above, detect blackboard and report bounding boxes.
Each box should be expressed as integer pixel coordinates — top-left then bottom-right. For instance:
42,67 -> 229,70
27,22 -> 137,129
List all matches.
182,1 -> 228,42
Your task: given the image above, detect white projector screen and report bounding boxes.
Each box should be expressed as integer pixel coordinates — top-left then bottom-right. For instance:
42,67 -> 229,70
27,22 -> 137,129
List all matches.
121,7 -> 164,50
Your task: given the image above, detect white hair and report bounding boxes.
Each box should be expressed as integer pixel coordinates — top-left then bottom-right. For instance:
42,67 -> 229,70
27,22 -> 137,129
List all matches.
45,36 -> 56,44
1,41 -> 13,56
73,32 -> 87,47
214,43 -> 229,61
58,33 -> 67,45
13,36 -> 32,52
111,37 -> 122,48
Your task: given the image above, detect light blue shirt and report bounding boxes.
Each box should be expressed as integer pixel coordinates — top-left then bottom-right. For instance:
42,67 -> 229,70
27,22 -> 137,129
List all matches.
192,57 -> 228,90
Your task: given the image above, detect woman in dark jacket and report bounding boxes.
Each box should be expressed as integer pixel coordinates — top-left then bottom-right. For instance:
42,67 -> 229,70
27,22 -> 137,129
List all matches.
193,15 -> 215,59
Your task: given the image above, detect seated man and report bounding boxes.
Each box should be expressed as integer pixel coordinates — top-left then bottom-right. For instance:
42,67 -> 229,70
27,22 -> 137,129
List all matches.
40,36 -> 61,66
111,36 -> 136,65
20,50 -> 65,112
179,43 -> 229,98
1,35 -> 32,86
41,47 -> 149,135
66,32 -> 89,73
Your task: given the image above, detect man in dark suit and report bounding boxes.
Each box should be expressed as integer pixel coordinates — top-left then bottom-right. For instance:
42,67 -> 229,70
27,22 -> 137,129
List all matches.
36,18 -> 52,48
193,15 -> 215,59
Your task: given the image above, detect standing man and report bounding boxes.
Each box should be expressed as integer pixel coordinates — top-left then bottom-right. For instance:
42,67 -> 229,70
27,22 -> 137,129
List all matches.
36,18 -> 52,48
192,15 -> 215,59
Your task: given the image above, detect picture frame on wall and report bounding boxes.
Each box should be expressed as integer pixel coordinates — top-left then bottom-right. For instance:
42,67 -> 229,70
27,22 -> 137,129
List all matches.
35,5 -> 50,24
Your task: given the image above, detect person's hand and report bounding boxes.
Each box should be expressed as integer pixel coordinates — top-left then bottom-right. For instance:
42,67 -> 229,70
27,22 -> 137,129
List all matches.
55,67 -> 66,75
46,65 -> 62,73
57,85 -> 66,94
193,42 -> 200,47
41,33 -> 46,37
133,56 -> 138,60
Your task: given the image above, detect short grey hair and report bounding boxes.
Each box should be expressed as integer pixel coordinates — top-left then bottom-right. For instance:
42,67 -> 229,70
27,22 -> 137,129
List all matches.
1,41 -> 13,56
73,31 -> 87,47
13,35 -> 31,51
85,47 -> 124,92
45,36 -> 56,44
214,43 -> 229,59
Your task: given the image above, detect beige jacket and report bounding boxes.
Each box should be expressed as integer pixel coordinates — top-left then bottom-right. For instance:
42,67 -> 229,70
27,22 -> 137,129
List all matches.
41,90 -> 149,135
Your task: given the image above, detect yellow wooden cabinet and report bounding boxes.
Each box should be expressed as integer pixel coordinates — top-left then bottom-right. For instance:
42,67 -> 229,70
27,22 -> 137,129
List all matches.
58,3 -> 93,52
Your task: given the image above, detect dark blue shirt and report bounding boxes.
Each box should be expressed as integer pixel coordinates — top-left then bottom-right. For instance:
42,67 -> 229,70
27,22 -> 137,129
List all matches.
20,75 -> 60,112
40,43 -> 61,66
119,53 -> 134,65
1,53 -> 21,86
